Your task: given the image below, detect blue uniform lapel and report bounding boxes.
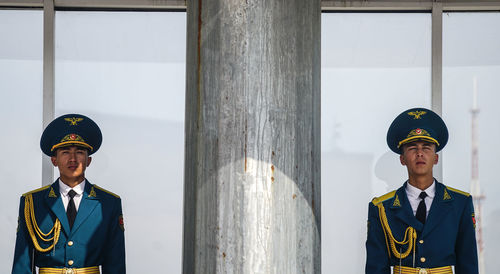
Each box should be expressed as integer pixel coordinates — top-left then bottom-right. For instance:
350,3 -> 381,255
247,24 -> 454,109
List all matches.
70,181 -> 99,236
422,181 -> 453,238
44,181 -> 71,236
391,183 -> 424,232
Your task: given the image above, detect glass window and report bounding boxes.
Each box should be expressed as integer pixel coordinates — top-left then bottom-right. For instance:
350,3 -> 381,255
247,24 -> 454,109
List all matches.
55,11 -> 186,273
443,12 -> 500,273
0,10 -> 43,272
321,13 -> 431,273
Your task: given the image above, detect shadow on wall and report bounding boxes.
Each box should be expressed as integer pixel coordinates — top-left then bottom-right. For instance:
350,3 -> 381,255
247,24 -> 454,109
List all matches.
321,147 -> 409,273
322,147 -> 372,273
484,209 -> 500,273
374,151 -> 407,190
58,112 -> 185,274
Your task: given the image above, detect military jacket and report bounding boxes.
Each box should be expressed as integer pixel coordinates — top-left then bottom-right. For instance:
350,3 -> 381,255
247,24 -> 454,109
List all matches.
12,180 -> 125,274
365,181 -> 478,274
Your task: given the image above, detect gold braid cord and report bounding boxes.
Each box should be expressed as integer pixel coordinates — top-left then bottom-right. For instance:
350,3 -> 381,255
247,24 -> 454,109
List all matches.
24,194 -> 61,252
377,203 -> 417,259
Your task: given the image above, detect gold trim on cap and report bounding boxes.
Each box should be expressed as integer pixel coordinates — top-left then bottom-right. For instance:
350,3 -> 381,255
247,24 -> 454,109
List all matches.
397,136 -> 440,149
51,141 -> 93,152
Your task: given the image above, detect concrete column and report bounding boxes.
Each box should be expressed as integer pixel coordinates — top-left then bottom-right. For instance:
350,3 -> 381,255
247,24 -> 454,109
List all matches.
183,1 -> 321,273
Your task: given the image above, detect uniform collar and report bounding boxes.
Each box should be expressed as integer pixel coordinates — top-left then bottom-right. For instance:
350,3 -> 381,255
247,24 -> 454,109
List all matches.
58,178 -> 86,197
406,179 -> 436,200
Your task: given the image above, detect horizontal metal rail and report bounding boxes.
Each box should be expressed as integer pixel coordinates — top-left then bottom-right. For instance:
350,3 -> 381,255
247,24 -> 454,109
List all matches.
0,0 -> 186,10
1,0 -> 500,11
322,0 -> 500,11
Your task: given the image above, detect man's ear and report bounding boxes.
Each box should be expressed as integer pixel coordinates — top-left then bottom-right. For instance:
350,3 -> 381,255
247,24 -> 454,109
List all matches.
400,154 -> 406,166
87,157 -> 92,167
434,153 -> 439,165
51,156 -> 57,166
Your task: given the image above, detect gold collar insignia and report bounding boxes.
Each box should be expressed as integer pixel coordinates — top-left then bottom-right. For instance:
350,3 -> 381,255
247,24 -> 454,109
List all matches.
443,189 -> 451,200
88,187 -> 97,198
48,187 -> 57,198
393,194 -> 401,207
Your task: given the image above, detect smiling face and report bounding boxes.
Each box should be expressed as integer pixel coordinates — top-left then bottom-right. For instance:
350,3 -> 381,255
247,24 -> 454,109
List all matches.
51,146 -> 92,186
400,141 -> 438,178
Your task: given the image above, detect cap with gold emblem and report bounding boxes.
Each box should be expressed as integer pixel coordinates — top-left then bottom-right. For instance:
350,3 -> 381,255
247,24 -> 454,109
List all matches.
40,114 -> 102,156
387,107 -> 448,154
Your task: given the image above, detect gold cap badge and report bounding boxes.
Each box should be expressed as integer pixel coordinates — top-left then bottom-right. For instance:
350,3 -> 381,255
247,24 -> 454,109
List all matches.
64,117 -> 84,126
408,111 -> 426,119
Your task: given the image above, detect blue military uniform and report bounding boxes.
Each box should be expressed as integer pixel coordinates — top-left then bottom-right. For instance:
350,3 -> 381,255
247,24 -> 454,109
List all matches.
366,181 -> 478,273
12,114 -> 125,274
366,107 -> 478,274
12,181 -> 125,273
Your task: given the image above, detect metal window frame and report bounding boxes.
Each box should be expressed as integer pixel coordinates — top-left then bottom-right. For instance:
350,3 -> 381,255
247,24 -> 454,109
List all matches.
322,0 -> 500,11
41,0 -> 55,185
2,0 -> 500,10
1,0 -> 499,184
432,2 -> 444,180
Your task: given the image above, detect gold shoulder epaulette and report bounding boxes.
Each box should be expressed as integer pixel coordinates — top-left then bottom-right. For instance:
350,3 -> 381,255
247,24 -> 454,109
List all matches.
93,185 -> 120,198
446,186 -> 470,197
22,185 -> 51,197
371,190 -> 397,206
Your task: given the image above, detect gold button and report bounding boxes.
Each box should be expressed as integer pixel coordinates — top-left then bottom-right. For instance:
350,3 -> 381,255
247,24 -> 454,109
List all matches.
68,241 -> 74,246
419,240 -> 424,244
68,260 -> 74,266
420,257 -> 426,263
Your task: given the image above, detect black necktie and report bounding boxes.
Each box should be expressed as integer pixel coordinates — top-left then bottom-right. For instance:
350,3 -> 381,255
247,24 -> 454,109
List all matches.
416,191 -> 428,224
67,190 -> 77,229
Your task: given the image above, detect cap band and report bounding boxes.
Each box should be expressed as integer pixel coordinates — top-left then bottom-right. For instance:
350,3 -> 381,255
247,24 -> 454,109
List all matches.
397,136 -> 440,148
51,141 -> 93,152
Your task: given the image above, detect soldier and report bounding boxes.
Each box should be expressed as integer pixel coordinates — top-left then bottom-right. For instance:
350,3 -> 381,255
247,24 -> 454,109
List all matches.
365,107 -> 478,274
12,114 -> 125,274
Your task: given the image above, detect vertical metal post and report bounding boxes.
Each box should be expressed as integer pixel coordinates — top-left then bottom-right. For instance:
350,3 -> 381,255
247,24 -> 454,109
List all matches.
183,0 -> 321,273
432,2 -> 443,181
42,0 -> 55,186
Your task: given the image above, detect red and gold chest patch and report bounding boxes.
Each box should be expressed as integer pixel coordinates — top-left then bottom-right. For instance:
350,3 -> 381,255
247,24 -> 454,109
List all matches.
119,215 -> 125,231
472,213 -> 476,229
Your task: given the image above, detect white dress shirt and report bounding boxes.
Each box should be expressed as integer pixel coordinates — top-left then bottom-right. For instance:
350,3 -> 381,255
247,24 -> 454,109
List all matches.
59,179 -> 86,211
405,180 -> 435,218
